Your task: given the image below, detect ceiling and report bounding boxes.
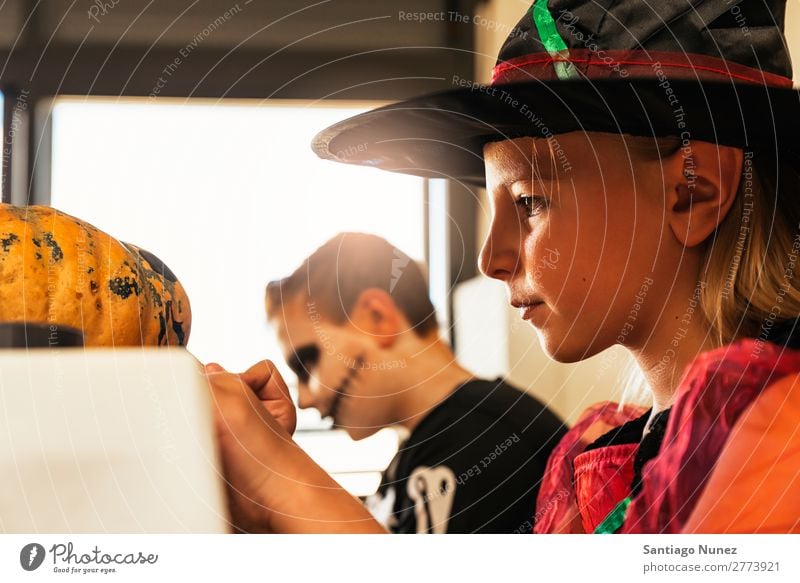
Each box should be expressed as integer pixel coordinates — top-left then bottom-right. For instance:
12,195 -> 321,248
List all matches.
0,0 -> 483,99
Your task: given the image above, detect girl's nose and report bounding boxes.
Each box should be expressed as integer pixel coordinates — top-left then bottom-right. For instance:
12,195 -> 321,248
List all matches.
479,206 -> 520,283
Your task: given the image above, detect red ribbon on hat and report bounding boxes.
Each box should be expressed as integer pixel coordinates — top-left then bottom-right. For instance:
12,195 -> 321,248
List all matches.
492,49 -> 794,88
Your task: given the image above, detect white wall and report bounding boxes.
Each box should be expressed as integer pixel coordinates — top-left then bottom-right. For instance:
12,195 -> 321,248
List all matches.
473,0 -> 530,83
789,0 -> 800,76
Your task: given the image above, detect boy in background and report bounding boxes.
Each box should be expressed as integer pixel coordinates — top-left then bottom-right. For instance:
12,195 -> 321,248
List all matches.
265,232 -> 565,533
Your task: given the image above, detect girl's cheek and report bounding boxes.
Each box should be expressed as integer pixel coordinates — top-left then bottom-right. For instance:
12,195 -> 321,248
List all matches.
524,229 -> 563,288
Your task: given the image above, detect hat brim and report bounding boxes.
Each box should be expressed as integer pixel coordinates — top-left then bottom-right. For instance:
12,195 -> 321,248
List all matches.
312,79 -> 800,188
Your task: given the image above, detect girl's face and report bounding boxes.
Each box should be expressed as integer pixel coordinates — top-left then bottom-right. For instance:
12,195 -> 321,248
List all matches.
479,132 -> 685,362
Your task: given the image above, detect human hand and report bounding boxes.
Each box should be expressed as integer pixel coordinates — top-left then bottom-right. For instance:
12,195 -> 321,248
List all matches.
217,360 -> 297,436
204,361 -> 386,534
204,364 -> 292,532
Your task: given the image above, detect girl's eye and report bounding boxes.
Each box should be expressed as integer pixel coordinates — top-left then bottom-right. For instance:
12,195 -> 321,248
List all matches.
515,195 -> 549,218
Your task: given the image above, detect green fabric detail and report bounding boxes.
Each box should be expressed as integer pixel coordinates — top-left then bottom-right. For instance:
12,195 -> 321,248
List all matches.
594,496 -> 631,534
530,0 -> 579,80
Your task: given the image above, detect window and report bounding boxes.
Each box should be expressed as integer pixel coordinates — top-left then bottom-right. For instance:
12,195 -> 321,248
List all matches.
0,91 -> 5,195
50,98 -> 425,494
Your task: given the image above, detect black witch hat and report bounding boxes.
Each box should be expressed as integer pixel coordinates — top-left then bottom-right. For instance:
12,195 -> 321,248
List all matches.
312,0 -> 800,187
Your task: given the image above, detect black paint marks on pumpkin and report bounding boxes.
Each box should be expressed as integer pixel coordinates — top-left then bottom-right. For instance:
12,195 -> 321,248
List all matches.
87,266 -> 95,274
35,252 -> 42,260
133,245 -> 178,283
108,276 -> 140,299
147,280 -> 163,307
42,233 -> 63,262
32,237 -> 41,247
157,300 -> 186,346
1,233 -> 19,253
90,281 -> 99,294
172,316 -> 186,346
157,312 -> 167,346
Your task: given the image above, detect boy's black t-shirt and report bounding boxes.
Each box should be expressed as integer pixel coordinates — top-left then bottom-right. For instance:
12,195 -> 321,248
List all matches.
365,377 -> 566,533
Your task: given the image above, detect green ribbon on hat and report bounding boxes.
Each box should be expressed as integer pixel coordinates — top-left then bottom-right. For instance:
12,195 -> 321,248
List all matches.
594,496 -> 632,534
531,0 -> 580,80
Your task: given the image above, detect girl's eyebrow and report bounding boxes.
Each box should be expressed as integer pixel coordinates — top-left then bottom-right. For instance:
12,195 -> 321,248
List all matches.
530,161 -> 555,194
486,156 -> 530,188
494,162 -> 554,194
485,139 -> 559,189
531,140 -> 560,176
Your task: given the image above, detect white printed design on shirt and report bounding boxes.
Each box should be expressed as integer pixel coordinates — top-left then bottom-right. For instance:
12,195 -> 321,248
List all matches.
407,466 -> 457,533
365,486 -> 397,529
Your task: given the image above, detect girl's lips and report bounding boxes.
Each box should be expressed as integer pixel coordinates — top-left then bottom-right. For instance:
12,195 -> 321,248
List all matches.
520,302 -> 545,321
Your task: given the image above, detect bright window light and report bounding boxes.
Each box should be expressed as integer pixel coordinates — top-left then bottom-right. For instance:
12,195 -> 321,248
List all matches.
50,99 -> 423,490
0,91 -> 4,192
50,98 -> 425,375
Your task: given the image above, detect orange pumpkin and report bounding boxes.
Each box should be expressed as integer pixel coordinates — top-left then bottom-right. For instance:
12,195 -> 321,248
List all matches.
0,204 -> 191,347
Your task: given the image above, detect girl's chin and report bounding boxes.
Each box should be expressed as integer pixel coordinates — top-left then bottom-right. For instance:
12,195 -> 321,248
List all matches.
534,327 -> 602,364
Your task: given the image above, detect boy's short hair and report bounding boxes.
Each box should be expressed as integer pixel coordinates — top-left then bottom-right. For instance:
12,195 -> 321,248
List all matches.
266,233 -> 438,338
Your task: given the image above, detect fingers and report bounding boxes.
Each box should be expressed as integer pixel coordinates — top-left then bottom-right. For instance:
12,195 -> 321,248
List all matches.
205,368 -> 273,430
204,368 -> 251,434
239,360 -> 292,402
205,360 -> 290,402
204,360 -> 297,436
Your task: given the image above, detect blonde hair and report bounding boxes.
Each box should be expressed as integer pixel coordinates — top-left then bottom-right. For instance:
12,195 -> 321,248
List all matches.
701,152 -> 800,347
634,137 -> 800,347
620,137 -> 800,404
523,135 -> 800,405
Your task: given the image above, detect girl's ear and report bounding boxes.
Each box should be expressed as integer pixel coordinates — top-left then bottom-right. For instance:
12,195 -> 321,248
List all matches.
665,141 -> 744,248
